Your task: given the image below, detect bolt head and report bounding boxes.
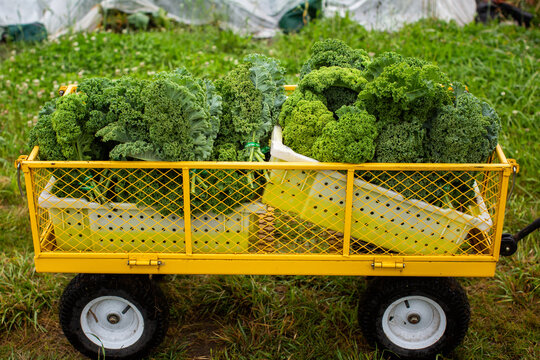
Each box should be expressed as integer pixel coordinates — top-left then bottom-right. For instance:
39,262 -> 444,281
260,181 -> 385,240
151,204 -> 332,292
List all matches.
407,314 -> 421,324
107,314 -> 120,324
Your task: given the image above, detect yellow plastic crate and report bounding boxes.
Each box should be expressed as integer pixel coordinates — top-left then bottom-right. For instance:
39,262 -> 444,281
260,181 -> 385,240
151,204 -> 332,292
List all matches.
262,126 -> 493,254
39,177 -> 258,253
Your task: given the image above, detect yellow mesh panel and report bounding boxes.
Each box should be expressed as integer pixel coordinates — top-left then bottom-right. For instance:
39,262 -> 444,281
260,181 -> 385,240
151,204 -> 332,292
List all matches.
29,160 -> 502,257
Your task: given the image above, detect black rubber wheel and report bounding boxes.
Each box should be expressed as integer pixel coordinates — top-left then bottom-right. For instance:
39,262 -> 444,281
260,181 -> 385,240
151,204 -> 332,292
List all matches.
358,277 -> 470,359
59,274 -> 169,360
500,233 -> 518,256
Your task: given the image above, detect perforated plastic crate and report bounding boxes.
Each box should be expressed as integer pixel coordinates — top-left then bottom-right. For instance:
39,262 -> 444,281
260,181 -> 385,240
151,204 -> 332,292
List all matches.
39,177 -> 260,253
262,126 -> 493,254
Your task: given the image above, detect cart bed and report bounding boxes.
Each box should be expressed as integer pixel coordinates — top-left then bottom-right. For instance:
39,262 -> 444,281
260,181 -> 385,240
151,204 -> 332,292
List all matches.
17,140 -> 515,277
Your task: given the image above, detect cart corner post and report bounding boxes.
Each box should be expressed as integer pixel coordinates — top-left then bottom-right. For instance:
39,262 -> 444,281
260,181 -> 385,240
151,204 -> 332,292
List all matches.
182,167 -> 193,255
342,169 -> 355,256
16,151 -> 43,257
492,156 -> 518,260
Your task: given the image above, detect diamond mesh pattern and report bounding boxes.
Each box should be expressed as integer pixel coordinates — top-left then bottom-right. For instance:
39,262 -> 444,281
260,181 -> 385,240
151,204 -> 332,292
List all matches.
29,162 -> 502,256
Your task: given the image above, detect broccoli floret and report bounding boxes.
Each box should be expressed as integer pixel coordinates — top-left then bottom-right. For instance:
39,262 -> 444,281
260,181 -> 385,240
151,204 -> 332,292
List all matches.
311,106 -> 378,164
300,39 -> 371,78
429,87 -> 501,164
281,100 -> 335,158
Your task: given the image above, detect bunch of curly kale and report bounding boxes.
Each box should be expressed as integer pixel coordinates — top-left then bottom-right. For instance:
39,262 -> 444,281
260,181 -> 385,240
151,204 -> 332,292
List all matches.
279,39 -> 501,207
29,55 -> 286,215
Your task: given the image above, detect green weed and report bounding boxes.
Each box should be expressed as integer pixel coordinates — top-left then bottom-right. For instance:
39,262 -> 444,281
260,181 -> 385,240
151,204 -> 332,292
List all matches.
0,252 -> 67,332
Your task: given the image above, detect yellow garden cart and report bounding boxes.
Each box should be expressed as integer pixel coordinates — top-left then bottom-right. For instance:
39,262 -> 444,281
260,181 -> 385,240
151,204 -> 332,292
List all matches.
16,85 -> 528,359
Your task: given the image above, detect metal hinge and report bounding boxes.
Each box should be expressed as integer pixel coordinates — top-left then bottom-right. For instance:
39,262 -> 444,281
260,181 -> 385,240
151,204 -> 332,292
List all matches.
127,255 -> 163,267
58,84 -> 78,97
371,258 -> 405,270
507,159 -> 519,174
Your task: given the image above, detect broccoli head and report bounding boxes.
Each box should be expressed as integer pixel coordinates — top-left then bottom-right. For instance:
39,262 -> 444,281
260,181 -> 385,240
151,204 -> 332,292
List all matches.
300,39 -> 371,78
311,106 -> 378,164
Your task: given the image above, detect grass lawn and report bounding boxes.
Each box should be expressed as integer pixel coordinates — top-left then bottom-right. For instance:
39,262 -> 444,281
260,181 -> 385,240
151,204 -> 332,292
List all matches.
0,15 -> 538,359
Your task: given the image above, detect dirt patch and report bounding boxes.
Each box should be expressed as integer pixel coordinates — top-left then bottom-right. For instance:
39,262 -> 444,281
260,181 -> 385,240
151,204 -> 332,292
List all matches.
169,320 -> 227,359
0,308 -> 80,359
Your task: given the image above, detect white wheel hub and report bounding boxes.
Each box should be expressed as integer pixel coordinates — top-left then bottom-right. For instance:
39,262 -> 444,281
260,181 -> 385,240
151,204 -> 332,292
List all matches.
382,295 -> 447,350
81,296 -> 144,349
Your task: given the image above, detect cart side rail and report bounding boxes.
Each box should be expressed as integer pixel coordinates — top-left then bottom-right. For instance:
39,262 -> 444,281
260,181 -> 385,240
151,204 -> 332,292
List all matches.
18,146 -> 515,277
